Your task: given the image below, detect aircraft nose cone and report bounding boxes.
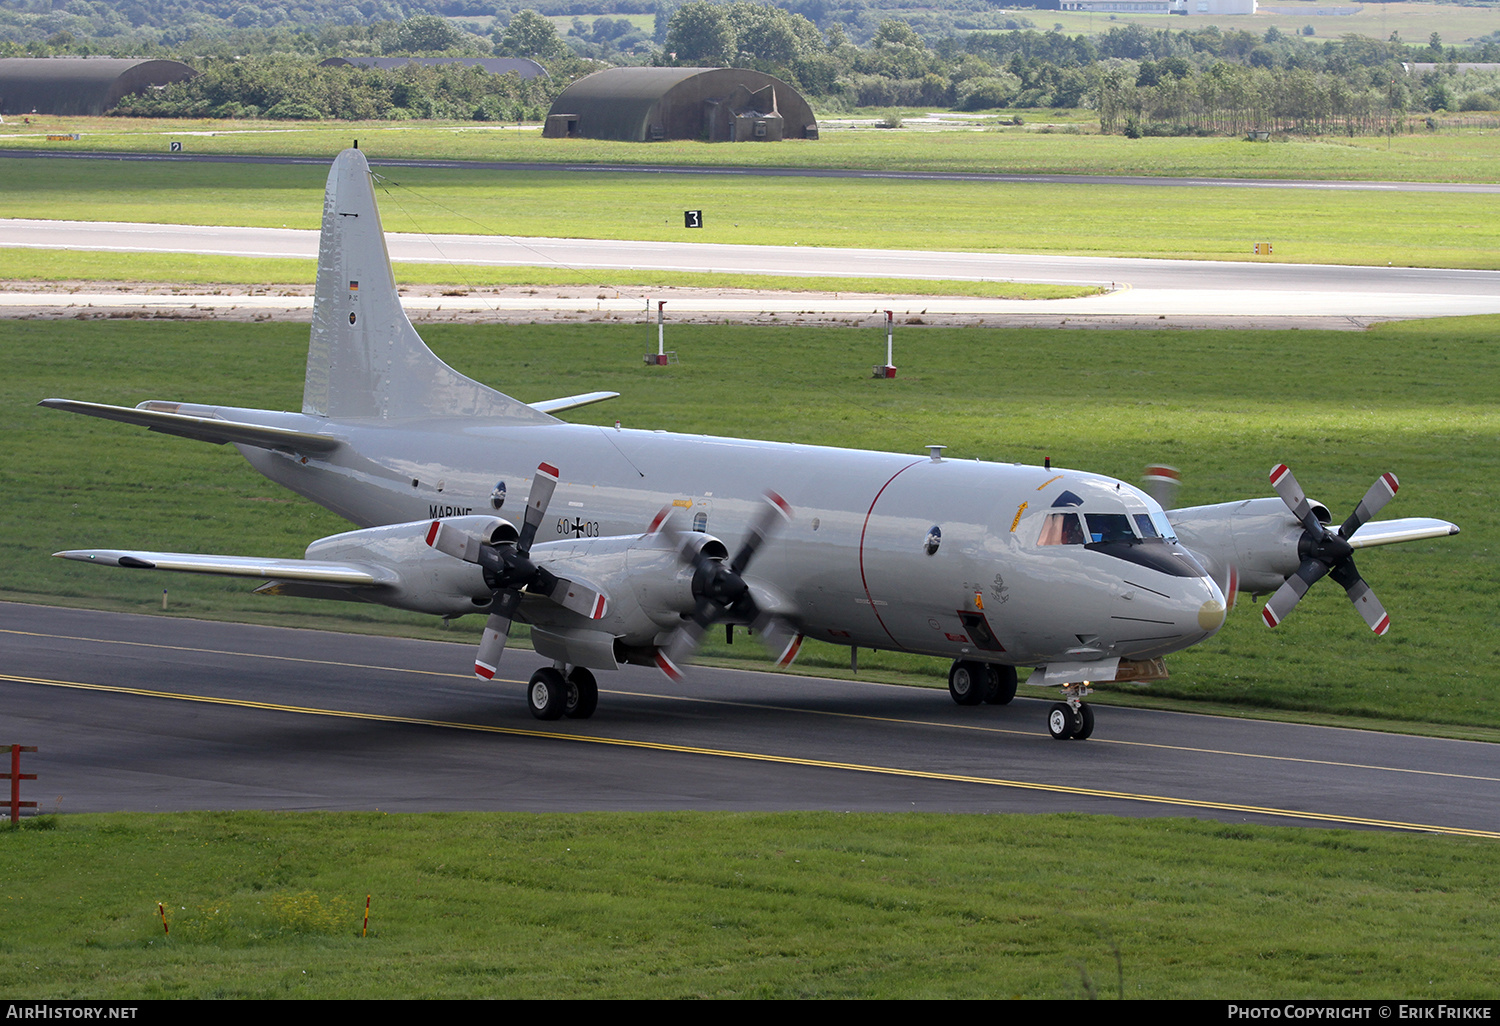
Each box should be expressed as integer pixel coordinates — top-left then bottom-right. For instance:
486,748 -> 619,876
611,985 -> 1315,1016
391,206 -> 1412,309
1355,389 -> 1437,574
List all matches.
1198,596 -> 1227,633
1185,574 -> 1227,641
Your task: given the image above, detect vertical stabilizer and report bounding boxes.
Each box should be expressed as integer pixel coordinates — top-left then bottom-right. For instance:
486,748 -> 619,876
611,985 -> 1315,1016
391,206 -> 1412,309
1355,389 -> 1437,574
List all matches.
303,149 -> 553,423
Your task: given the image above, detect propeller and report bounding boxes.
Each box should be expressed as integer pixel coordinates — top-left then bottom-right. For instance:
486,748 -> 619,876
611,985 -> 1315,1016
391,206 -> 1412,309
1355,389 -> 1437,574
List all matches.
426,462 -> 606,679
651,491 -> 802,681
1261,464 -> 1398,635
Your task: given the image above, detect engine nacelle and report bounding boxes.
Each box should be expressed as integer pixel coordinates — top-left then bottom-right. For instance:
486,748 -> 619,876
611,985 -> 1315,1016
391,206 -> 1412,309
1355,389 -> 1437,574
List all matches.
1168,497 -> 1330,595
525,530 -> 723,639
304,515 -> 516,616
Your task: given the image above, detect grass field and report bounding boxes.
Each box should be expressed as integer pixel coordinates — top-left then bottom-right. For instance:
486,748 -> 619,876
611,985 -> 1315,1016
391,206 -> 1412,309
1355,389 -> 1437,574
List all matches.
5,315 -> 1493,735
3,810 -> 1499,998
3,155 -> 1499,271
4,115 -> 1500,182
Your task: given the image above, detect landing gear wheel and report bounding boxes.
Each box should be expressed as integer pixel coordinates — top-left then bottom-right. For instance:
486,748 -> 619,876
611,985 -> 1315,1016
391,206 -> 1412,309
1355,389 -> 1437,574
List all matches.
1048,702 -> 1079,740
983,665 -> 1018,705
528,667 -> 567,721
1074,703 -> 1095,740
564,667 -> 599,720
948,661 -> 986,706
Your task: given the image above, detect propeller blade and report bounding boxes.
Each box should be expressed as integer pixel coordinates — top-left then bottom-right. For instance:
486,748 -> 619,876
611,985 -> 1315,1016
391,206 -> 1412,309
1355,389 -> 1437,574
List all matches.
425,519 -> 485,563
662,614 -> 708,675
1330,559 -> 1391,635
1214,561 -> 1238,614
1269,464 -> 1323,536
1142,464 -> 1181,509
1261,557 -> 1331,628
473,593 -> 521,679
517,462 -> 559,553
533,574 -> 608,620
757,617 -> 804,668
729,490 -> 792,575
1339,472 -> 1399,540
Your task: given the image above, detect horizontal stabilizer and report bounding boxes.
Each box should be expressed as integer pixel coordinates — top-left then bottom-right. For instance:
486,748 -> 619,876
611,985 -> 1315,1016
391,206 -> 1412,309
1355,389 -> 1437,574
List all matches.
528,391 -> 620,415
55,549 -> 393,586
39,399 -> 341,455
1346,517 -> 1460,549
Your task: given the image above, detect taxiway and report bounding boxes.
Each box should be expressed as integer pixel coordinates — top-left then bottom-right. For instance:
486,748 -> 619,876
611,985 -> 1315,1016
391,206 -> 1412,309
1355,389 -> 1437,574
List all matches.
4,603 -> 1496,837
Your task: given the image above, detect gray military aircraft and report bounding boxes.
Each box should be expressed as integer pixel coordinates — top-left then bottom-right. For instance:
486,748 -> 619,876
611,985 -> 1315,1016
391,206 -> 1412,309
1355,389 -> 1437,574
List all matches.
42,148 -> 1460,740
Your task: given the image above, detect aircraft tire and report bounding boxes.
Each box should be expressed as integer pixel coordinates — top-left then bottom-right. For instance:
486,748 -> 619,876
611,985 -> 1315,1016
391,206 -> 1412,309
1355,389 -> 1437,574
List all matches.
564,667 -> 599,720
528,668 -> 567,721
983,665 -> 1018,705
948,661 -> 986,706
1074,703 -> 1095,740
1047,702 -> 1077,740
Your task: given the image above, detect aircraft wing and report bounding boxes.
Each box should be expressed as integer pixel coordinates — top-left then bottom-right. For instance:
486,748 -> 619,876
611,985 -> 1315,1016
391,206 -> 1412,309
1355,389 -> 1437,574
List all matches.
527,391 -> 620,415
54,549 -> 394,586
1347,517 -> 1459,549
38,399 -> 342,455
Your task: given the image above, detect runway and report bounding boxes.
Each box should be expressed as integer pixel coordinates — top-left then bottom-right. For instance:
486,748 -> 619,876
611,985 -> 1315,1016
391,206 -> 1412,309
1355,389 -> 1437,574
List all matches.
4,602 -> 1497,836
5,218 -> 1500,324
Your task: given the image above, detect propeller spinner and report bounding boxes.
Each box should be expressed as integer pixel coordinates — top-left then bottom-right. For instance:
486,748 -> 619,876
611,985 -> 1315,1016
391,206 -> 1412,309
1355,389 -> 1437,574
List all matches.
1261,464 -> 1398,635
426,462 -> 606,679
652,491 -> 803,681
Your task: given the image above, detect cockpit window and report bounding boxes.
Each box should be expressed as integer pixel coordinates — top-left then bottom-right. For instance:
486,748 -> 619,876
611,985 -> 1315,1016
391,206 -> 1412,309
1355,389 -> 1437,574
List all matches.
1084,513 -> 1135,544
1135,511 -> 1178,543
1038,511 -> 1085,546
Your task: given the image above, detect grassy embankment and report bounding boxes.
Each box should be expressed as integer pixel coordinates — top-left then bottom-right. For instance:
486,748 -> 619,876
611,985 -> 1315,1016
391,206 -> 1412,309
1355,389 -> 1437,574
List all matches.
3,810 -> 1498,999
5,316 -> 1493,735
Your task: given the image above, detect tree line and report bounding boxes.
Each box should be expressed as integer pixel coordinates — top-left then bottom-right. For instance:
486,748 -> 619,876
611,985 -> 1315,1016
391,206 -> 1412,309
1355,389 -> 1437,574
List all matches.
6,3 -> 1500,135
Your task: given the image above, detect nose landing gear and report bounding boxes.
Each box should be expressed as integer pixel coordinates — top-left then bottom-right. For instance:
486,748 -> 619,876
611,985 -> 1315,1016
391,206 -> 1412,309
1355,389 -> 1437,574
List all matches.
1047,683 -> 1094,740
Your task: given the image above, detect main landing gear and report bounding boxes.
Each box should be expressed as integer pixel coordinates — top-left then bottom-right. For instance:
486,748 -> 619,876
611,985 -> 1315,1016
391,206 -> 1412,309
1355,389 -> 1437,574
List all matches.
526,665 -> 599,721
947,660 -> 1018,706
1047,683 -> 1094,741
949,661 -> 1095,739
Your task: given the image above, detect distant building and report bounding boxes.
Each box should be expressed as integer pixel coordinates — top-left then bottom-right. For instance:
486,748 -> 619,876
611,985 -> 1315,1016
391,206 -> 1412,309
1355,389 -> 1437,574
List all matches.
1059,1 -> 1172,11
319,57 -> 548,80
0,57 -> 196,116
1181,0 -> 1257,13
543,67 -> 817,142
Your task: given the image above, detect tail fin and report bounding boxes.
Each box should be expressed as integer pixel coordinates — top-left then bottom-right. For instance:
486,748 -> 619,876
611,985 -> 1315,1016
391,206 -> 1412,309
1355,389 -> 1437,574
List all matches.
302,148 -> 552,424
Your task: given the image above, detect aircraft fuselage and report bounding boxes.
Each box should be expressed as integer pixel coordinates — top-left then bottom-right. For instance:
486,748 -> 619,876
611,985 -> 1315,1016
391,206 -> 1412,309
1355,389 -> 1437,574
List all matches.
232,410 -> 1226,669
